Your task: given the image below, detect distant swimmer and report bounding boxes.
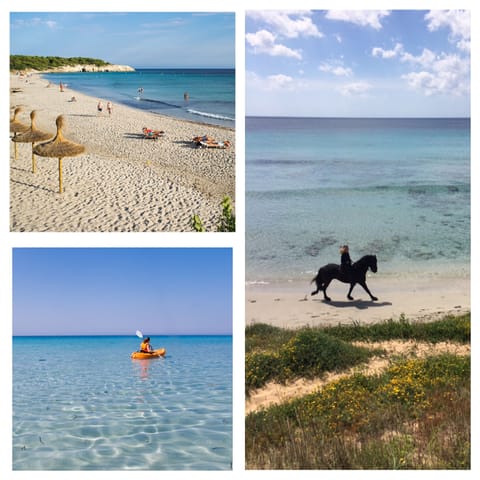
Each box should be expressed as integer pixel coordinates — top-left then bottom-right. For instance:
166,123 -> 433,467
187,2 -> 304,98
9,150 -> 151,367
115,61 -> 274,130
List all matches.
184,91 -> 189,101
138,87 -> 144,96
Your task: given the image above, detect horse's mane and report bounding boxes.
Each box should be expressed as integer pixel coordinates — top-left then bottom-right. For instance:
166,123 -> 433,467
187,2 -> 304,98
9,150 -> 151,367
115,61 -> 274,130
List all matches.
352,254 -> 376,268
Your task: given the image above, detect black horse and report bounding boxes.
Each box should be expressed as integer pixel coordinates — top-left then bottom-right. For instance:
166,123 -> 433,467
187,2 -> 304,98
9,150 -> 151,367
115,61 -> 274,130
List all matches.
311,254 -> 378,302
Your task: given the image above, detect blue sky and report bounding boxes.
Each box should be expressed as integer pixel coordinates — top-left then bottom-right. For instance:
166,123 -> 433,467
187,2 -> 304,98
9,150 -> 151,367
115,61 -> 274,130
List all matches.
246,10 -> 470,117
10,12 -> 235,68
13,248 -> 232,336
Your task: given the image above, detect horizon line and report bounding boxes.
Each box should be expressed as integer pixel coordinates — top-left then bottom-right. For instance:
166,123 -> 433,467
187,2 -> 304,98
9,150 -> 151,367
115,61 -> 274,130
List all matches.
246,115 -> 470,120
13,333 -> 232,337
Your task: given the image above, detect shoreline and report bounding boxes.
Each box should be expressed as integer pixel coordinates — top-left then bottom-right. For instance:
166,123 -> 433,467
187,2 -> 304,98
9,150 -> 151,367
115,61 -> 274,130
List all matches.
246,274 -> 470,328
10,73 -> 235,232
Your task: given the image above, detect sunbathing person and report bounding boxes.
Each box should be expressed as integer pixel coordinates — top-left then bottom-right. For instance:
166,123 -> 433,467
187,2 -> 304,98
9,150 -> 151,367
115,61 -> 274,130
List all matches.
192,135 -> 215,145
142,127 -> 165,139
198,139 -> 231,149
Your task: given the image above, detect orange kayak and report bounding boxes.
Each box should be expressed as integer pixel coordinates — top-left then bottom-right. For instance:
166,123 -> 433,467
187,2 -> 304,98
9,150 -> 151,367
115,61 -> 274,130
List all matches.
131,348 -> 166,359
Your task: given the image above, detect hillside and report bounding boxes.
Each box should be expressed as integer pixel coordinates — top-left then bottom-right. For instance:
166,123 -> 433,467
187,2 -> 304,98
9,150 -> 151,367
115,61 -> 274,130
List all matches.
10,55 -> 135,73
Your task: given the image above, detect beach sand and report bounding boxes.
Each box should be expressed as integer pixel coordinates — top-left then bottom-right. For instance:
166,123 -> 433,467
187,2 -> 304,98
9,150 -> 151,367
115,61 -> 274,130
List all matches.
246,275 -> 470,328
10,74 -> 235,232
246,275 -> 470,413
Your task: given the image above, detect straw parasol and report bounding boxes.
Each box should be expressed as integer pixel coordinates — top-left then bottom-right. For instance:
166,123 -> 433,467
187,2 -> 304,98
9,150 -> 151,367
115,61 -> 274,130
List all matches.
12,110 -> 53,173
33,115 -> 85,193
10,107 -> 29,160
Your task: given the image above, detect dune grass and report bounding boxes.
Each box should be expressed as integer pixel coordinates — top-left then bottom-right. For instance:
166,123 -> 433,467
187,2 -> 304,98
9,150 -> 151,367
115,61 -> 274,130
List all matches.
245,313 -> 470,469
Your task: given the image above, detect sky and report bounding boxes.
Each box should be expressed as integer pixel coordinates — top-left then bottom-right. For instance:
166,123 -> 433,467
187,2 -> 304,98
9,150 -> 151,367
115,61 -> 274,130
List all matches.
246,10 -> 471,117
10,11 -> 235,68
12,248 -> 232,336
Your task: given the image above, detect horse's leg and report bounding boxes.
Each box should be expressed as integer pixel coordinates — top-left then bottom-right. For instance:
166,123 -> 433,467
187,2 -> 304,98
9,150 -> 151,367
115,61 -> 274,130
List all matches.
359,281 -> 378,301
322,279 -> 332,301
347,283 -> 355,300
311,275 -> 321,296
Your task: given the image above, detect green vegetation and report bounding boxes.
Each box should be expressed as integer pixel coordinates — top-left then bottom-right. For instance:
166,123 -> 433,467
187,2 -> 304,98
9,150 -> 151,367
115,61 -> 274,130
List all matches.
246,313 -> 470,355
245,313 -> 471,469
192,195 -> 236,232
10,55 -> 111,71
246,329 -> 375,393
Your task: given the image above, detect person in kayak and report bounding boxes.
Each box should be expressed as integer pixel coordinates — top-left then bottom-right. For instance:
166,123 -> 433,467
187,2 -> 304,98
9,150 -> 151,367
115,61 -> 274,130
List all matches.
139,337 -> 153,353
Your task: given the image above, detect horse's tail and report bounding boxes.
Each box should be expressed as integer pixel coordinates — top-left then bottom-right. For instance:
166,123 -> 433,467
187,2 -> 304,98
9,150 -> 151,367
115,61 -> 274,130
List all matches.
311,272 -> 319,284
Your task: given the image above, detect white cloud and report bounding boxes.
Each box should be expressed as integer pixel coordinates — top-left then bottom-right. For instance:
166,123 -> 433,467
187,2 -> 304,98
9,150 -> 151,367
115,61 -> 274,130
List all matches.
246,29 -> 302,59
372,43 -> 403,59
267,74 -> 295,89
246,11 -> 323,38
371,35 -> 470,97
13,18 -> 59,29
325,10 -> 390,30
425,10 -> 470,51
319,61 -> 352,77
337,82 -> 372,96
402,53 -> 469,96
400,48 -> 436,67
247,70 -> 303,91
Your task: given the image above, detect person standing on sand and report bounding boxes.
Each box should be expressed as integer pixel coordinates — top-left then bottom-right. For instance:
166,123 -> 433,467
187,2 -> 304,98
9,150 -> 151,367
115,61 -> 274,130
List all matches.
107,101 -> 113,116
59,82 -> 64,92
97,101 -> 103,114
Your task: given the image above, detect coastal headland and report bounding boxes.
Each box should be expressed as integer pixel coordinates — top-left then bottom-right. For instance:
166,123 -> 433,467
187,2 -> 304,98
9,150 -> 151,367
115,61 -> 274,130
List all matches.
30,63 -> 136,73
10,73 -> 235,232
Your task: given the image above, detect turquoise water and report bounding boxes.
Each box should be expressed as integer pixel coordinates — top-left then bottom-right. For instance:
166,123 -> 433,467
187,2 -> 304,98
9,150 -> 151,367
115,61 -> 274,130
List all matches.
13,336 -> 232,470
246,117 -> 470,283
43,68 -> 235,127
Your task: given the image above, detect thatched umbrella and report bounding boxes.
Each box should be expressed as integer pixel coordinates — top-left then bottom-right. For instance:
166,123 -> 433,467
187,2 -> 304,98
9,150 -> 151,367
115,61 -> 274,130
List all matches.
10,107 -> 29,160
33,115 -> 85,193
12,110 -> 53,173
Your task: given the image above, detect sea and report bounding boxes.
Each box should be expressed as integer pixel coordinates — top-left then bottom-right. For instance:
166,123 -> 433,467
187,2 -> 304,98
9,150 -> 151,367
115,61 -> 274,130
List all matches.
246,117 -> 470,284
12,335 -> 232,470
42,68 -> 235,127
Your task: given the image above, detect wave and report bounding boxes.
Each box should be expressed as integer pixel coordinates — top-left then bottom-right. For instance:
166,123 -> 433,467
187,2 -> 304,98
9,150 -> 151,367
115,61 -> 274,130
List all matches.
187,108 -> 235,122
135,98 -> 234,122
135,97 -> 182,109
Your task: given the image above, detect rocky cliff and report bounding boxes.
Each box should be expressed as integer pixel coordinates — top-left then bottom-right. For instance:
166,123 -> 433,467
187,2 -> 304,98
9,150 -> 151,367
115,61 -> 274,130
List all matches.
40,64 -> 135,73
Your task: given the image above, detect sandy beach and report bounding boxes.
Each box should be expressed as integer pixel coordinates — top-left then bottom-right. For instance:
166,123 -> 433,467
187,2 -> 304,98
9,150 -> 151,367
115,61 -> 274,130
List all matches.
10,74 -> 235,232
246,275 -> 470,328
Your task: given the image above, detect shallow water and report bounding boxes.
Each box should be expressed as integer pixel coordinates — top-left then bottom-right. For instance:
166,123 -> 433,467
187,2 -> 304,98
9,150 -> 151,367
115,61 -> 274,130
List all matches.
13,336 -> 232,470
246,117 -> 470,283
43,69 -> 235,127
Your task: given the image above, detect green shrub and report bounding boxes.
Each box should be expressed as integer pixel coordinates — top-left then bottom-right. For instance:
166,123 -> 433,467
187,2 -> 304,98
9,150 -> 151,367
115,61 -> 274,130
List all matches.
245,328 -> 374,393
192,195 -> 235,232
282,329 -> 372,377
